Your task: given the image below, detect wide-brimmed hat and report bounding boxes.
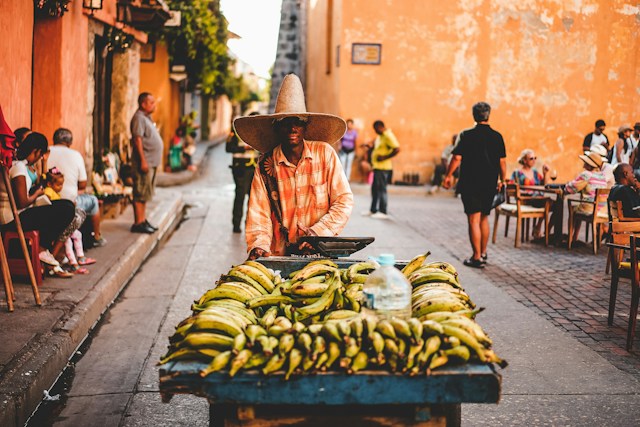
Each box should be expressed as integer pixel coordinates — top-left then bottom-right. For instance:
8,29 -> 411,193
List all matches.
587,145 -> 608,162
233,74 -> 346,153
579,151 -> 603,169
619,124 -> 633,133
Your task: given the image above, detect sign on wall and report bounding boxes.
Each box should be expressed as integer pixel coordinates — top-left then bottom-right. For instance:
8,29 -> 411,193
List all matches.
351,43 -> 382,65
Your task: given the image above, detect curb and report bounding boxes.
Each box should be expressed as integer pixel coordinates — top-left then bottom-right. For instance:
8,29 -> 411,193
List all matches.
0,192 -> 185,427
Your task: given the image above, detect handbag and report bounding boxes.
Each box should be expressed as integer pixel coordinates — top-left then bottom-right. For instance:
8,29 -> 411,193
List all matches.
491,187 -> 506,209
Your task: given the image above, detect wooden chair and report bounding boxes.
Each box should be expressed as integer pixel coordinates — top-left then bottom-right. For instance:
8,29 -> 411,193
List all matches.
607,222 -> 640,350
567,188 -> 610,254
492,183 -> 551,247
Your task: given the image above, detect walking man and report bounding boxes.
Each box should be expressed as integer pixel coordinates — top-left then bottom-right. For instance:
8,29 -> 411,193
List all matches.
234,74 -> 353,259
130,92 -> 163,234
363,120 -> 400,219
226,112 -> 259,233
443,102 -> 506,268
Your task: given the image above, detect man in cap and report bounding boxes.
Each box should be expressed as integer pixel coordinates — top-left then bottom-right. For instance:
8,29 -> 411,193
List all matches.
582,119 -> 609,152
609,163 -> 640,218
234,74 -> 354,260
443,102 -> 506,269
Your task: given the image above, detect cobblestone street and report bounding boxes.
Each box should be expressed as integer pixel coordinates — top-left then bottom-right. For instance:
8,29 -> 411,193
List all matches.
390,190 -> 640,377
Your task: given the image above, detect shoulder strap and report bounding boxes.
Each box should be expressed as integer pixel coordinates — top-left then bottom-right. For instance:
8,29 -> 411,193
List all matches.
258,152 -> 290,244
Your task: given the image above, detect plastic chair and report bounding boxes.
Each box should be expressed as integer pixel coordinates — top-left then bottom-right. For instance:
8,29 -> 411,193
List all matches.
2,230 -> 43,287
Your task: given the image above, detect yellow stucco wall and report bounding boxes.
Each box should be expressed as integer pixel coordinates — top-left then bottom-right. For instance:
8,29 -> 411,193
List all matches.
306,0 -> 640,183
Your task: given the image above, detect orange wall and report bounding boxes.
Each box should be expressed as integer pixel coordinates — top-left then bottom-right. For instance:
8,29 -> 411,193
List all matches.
32,3 -> 89,155
140,42 -> 179,164
0,1 -> 34,129
306,0 -> 640,183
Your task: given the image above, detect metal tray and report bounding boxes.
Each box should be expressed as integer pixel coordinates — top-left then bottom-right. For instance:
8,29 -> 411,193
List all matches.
289,236 -> 375,258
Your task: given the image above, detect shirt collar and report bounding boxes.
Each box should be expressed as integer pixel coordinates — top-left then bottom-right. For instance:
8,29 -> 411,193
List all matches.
273,140 -> 314,166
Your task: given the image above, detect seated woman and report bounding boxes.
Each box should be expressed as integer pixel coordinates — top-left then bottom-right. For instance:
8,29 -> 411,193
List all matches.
511,149 -> 549,239
564,151 -> 608,245
0,132 -> 76,277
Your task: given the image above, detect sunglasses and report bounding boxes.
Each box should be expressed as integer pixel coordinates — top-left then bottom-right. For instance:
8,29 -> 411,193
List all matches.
527,157 -> 537,161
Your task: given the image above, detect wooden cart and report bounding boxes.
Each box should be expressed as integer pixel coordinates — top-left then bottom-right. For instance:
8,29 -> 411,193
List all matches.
159,361 -> 501,427
159,257 -> 501,426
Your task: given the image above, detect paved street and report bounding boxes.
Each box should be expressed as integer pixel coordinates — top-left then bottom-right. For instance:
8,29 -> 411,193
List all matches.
46,143 -> 640,426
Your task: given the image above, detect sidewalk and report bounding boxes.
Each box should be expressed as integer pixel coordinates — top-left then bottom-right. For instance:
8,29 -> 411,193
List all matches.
156,137 -> 225,188
0,143 -> 215,427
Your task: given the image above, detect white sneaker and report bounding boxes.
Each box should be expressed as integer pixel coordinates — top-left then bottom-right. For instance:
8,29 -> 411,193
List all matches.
371,212 -> 390,219
39,250 -> 60,267
361,211 -> 373,216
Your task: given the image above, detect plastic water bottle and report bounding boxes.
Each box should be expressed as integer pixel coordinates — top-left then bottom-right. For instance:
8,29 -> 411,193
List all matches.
362,254 -> 412,320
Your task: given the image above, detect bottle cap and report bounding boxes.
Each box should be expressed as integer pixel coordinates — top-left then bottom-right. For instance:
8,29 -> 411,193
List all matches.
377,254 -> 395,266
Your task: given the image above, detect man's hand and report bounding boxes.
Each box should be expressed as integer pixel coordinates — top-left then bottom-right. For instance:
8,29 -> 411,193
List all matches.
297,224 -> 317,251
140,159 -> 149,174
442,175 -> 453,189
542,164 -> 550,174
248,247 -> 270,261
497,180 -> 504,192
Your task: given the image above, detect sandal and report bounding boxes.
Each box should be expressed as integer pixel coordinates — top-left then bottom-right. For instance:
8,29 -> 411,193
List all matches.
39,250 -> 60,267
77,257 -> 96,266
68,264 -> 89,275
47,265 -> 73,278
463,257 -> 485,269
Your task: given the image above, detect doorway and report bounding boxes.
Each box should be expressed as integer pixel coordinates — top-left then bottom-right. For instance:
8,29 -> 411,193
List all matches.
93,34 -> 113,174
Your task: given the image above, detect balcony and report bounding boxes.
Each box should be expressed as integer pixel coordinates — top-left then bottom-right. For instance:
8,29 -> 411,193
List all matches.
117,0 -> 171,31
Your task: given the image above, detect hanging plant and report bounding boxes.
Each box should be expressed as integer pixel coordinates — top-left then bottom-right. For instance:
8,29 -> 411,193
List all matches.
35,0 -> 72,18
105,27 -> 135,53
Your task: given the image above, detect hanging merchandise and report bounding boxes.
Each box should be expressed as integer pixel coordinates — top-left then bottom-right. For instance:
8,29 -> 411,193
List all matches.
35,0 -> 72,18
105,27 -> 134,53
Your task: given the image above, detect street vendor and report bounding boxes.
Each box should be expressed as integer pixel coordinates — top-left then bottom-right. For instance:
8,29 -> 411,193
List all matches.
234,74 -> 353,259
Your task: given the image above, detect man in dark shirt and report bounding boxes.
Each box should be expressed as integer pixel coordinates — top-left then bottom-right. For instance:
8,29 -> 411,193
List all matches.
582,119 -> 609,152
609,163 -> 640,218
443,102 -> 506,268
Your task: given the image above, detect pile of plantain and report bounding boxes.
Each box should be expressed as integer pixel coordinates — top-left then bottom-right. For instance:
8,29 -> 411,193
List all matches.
159,253 -> 507,378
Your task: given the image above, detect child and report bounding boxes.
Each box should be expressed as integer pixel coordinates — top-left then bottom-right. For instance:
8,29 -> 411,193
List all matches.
44,168 -> 95,274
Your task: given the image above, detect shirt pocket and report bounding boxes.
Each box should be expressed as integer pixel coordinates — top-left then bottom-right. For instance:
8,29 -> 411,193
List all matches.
312,184 -> 329,211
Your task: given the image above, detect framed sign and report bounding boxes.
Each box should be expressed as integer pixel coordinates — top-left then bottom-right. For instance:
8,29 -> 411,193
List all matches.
140,41 -> 156,62
351,43 -> 382,65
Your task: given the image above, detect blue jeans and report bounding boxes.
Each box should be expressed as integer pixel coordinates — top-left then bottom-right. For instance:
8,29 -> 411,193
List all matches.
76,193 -> 99,216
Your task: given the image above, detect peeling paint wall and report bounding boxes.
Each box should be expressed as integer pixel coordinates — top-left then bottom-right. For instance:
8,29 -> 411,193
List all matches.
305,0 -> 640,183
110,44 -> 141,159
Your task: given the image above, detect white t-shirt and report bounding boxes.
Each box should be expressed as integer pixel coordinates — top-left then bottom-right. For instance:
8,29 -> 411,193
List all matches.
601,162 -> 615,188
0,160 -> 32,224
589,133 -> 608,149
47,145 -> 87,202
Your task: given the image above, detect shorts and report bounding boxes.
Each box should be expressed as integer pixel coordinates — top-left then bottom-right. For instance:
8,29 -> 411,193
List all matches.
76,194 -> 99,216
461,191 -> 494,216
132,166 -> 157,203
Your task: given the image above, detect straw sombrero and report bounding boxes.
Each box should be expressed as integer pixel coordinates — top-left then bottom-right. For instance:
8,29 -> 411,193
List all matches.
233,74 -> 346,153
579,151 -> 604,169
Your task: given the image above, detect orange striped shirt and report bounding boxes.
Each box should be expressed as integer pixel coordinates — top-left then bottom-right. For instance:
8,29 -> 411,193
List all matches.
246,140 -> 354,255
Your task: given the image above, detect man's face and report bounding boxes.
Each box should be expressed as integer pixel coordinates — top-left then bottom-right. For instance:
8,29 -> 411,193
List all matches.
346,120 -> 354,130
275,117 -> 306,148
623,165 -> 638,187
373,124 -> 384,135
595,125 -> 605,135
142,95 -> 156,114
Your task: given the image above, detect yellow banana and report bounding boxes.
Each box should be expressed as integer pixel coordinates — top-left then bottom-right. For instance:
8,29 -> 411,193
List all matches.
413,298 -> 470,318
220,272 -> 268,296
441,317 -> 492,346
198,285 -> 255,305
376,320 -> 397,340
302,353 -> 316,371
282,304 -> 297,322
410,271 -> 461,289
232,332 -> 247,354
443,345 -> 470,362
336,320 -> 351,342
245,324 -> 267,347
315,351 -> 330,370
401,251 -> 431,277
407,318 -> 424,344
157,348 -> 219,365
371,331 -> 385,363
446,336 -> 461,347
423,261 -> 458,276
289,281 -> 330,297
389,318 -> 412,340
404,339 -> 425,371
324,310 -> 359,321
231,264 -> 275,293
363,315 -> 378,339
179,332 -> 235,351
349,273 -> 369,284
421,320 -> 444,336
321,322 -> 342,342
267,325 -> 288,337
242,260 -> 276,282
344,338 -> 360,358
311,335 -> 326,361
190,316 -> 245,337
248,294 -> 295,309
348,351 -> 369,374
278,333 -> 296,355
243,352 -> 269,370
295,282 -> 339,320
307,324 -> 323,336
421,308 -> 483,322
199,350 -> 232,377
347,261 -> 378,280
349,317 -> 364,344
273,316 -> 293,330
262,354 -> 286,375
199,306 -> 256,326
292,264 -> 338,282
441,325 -> 487,361
332,288 -> 345,310
383,338 -> 399,356
305,259 -> 339,269
259,306 -> 279,328
324,341 -> 342,371
229,349 -> 253,377
285,348 -> 303,380
428,352 -> 448,372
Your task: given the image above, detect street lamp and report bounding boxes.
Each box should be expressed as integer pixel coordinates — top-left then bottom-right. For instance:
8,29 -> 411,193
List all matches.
82,0 -> 103,13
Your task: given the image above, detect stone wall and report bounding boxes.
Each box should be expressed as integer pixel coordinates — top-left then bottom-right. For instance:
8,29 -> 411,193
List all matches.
110,44 -> 141,161
269,0 -> 305,110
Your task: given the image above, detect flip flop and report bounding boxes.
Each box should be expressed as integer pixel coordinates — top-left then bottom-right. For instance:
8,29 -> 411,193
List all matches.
47,265 -> 73,278
77,257 -> 97,266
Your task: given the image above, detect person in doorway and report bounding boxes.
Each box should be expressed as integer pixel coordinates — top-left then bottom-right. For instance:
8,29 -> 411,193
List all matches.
338,119 -> 358,181
234,74 -> 353,260
130,92 -> 163,234
226,112 -> 259,234
608,163 -> 640,218
443,102 -> 506,269
362,120 -> 400,219
0,132 -> 75,277
582,119 -> 609,152
48,128 -> 107,247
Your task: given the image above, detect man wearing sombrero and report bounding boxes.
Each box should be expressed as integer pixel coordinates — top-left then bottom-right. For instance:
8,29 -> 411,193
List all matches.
234,74 -> 353,259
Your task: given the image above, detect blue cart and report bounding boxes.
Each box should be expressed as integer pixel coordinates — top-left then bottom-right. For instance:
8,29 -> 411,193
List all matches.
158,257 -> 502,426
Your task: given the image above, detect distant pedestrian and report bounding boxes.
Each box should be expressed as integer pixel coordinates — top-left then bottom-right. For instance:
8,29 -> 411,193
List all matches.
443,102 -> 506,269
431,134 -> 458,193
338,119 -> 357,180
129,92 -> 163,234
611,124 -> 633,166
582,119 -> 609,152
362,120 -> 400,219
226,113 -> 259,234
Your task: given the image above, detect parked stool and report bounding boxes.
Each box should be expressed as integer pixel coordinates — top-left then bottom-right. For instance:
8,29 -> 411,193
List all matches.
2,230 -> 43,287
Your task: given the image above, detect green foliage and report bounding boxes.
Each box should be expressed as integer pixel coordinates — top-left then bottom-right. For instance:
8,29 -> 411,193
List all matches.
159,0 -> 232,96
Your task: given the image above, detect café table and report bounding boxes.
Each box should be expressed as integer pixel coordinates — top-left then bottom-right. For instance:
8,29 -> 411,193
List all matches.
520,184 -> 567,246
